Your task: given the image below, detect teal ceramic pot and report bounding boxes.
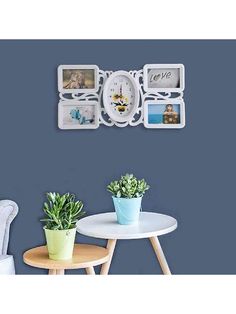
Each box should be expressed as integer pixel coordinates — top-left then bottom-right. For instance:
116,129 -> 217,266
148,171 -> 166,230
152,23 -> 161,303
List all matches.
112,196 -> 142,225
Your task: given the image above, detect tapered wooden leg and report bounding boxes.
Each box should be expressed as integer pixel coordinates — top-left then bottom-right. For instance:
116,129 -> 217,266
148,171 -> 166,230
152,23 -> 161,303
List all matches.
100,239 -> 117,275
48,269 -> 56,275
56,269 -> 65,275
86,267 -> 95,275
149,236 -> 171,275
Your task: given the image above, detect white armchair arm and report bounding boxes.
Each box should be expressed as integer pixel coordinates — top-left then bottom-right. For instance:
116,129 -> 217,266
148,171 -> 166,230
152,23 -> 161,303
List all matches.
0,200 -> 18,255
0,200 -> 18,274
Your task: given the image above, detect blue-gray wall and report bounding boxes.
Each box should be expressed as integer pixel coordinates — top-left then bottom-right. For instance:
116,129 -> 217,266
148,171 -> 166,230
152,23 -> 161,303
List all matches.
0,40 -> 235,274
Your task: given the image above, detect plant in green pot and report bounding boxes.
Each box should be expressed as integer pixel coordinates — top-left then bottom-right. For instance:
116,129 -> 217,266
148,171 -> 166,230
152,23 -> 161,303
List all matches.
107,174 -> 150,225
41,192 -> 85,261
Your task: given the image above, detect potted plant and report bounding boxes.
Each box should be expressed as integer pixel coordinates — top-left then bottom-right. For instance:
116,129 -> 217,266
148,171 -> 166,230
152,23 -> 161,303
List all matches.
107,174 -> 150,225
41,192 -> 85,260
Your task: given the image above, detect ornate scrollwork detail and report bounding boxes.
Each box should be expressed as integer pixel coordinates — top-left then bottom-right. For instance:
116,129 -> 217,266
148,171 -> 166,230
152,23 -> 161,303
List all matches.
98,70 -> 114,126
128,70 -> 144,126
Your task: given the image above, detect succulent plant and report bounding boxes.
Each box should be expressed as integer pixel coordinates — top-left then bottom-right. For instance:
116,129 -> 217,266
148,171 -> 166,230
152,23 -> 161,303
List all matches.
107,174 -> 150,198
41,192 -> 85,230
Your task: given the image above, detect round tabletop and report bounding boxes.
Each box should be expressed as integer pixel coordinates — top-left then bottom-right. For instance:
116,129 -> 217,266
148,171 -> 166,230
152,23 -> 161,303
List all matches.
76,212 -> 177,240
23,244 -> 109,270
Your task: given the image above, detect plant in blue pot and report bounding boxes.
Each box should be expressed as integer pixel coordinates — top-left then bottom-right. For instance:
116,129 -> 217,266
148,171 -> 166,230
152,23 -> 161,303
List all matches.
107,174 -> 150,225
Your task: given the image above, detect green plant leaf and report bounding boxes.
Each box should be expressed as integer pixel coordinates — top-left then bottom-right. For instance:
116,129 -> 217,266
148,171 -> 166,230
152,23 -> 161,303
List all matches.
107,174 -> 150,198
41,192 -> 85,230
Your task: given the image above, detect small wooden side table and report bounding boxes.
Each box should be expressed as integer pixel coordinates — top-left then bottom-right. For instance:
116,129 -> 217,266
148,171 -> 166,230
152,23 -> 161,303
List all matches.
77,212 -> 177,275
23,244 -> 109,275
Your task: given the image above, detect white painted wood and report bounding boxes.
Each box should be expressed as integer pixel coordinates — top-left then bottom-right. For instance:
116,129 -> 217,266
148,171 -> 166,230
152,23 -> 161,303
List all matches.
149,236 -> 171,275
77,212 -> 177,240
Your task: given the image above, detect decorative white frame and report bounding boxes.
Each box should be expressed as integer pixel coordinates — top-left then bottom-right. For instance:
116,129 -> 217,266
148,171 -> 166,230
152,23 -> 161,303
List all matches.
102,70 -> 140,123
144,99 -> 185,129
58,100 -> 99,130
58,65 -> 99,94
143,64 -> 185,93
57,65 -> 185,129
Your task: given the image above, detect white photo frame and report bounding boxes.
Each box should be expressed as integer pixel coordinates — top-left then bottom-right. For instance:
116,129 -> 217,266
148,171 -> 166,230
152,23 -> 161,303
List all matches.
58,101 -> 99,129
58,65 -> 99,94
144,99 -> 185,129
143,64 -> 185,93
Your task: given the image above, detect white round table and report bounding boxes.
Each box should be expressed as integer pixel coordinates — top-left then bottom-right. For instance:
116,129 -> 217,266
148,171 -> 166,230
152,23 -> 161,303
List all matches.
77,212 -> 177,275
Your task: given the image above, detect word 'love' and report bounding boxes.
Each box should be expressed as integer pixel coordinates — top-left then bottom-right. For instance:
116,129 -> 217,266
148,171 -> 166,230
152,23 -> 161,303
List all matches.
149,71 -> 172,82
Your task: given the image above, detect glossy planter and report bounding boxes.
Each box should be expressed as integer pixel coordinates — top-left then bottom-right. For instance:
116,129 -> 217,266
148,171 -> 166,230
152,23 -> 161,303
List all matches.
44,228 -> 76,260
112,196 -> 142,225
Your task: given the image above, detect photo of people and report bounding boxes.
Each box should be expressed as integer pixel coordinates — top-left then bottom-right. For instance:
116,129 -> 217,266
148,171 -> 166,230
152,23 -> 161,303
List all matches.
148,103 -> 180,124
163,104 -> 180,124
62,69 -> 95,90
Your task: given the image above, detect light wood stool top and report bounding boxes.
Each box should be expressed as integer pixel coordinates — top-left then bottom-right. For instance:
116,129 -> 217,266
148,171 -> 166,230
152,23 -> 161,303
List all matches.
23,244 -> 109,275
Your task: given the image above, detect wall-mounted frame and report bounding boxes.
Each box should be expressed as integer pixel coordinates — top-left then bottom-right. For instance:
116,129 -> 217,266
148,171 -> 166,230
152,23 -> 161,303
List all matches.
143,64 -> 185,93
58,100 -> 99,129
57,64 -> 186,129
103,70 -> 140,123
58,65 -> 99,94
144,99 -> 185,129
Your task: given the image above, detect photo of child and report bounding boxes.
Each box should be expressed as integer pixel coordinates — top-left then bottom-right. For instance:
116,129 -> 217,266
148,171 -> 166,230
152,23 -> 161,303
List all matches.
163,104 -> 180,124
148,103 -> 180,125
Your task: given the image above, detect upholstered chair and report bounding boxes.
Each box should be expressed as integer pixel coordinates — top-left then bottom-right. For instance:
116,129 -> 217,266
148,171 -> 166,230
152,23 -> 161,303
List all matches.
0,200 -> 18,274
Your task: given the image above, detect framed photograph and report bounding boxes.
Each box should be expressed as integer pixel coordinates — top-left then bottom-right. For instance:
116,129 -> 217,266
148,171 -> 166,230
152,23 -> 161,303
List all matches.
143,64 -> 185,92
58,65 -> 99,93
144,99 -> 185,129
58,101 -> 99,129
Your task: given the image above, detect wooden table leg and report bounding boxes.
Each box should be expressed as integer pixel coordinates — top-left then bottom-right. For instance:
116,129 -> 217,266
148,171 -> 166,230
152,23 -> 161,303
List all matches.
48,269 -> 57,275
56,269 -> 65,275
86,267 -> 95,275
149,236 -> 171,275
100,239 -> 117,275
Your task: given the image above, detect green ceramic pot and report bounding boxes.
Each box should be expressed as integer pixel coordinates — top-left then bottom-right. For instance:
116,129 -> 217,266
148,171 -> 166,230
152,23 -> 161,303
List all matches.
44,228 -> 76,260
